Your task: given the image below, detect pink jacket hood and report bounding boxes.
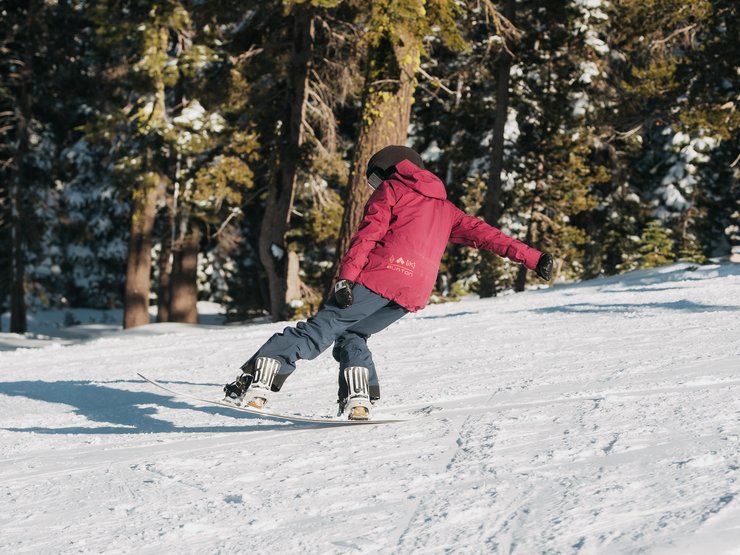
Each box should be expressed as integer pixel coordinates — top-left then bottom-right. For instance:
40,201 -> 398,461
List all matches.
392,159 -> 447,200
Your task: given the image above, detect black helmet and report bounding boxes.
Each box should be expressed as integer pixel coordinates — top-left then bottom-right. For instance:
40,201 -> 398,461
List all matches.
366,145 -> 424,189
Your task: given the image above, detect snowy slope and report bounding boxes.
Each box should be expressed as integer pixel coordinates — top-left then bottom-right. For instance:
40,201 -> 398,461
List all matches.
1,263 -> 739,554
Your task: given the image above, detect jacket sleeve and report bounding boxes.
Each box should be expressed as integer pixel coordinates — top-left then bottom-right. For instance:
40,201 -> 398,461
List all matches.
338,183 -> 398,282
449,207 -> 542,271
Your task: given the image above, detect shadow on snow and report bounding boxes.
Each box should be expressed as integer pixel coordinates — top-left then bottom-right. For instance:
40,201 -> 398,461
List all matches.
0,379 -> 312,434
531,299 -> 739,315
416,311 -> 478,320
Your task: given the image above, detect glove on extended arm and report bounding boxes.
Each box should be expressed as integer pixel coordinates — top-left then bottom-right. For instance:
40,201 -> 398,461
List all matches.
535,253 -> 554,281
334,280 -> 354,308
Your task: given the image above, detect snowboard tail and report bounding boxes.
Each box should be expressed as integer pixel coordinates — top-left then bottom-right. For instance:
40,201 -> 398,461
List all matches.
137,373 -> 408,425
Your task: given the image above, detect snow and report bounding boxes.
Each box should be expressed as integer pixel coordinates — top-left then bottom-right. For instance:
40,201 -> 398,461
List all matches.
575,0 -> 607,8
174,101 -> 205,130
1,263 -> 739,554
578,61 -> 601,84
656,182 -> 690,211
504,108 -> 520,144
584,32 -> 609,55
271,243 -> 285,260
421,140 -> 442,162
572,91 -> 590,118
657,131 -> 721,217
0,302 -> 227,348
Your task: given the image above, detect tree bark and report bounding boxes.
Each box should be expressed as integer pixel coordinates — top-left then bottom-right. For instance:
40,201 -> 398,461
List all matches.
169,227 -> 200,324
156,191 -> 174,323
125,20 -> 170,329
258,4 -> 315,322
482,0 -> 515,229
123,182 -> 158,329
331,31 -> 420,290
7,2 -> 40,334
479,0 -> 515,298
157,84 -> 183,323
10,103 -> 29,334
10,180 -> 27,334
514,210 -> 535,292
156,232 -> 172,322
515,159 -> 544,292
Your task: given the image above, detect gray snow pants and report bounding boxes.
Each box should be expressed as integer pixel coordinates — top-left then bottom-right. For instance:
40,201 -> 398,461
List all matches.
243,284 -> 408,401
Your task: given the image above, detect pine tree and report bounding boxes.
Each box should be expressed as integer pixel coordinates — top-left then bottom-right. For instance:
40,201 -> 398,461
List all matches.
89,1 -> 181,327
677,229 -> 707,265
478,0 -> 516,297
332,0 -> 466,289
410,1 -> 610,294
501,2 -> 604,291
409,2 -> 518,298
256,1 -> 318,322
638,220 -> 675,268
0,0 -> 49,333
607,0 -> 738,266
89,1 -> 259,326
205,1 -> 361,320
0,0 -> 102,330
2,0 -> 736,325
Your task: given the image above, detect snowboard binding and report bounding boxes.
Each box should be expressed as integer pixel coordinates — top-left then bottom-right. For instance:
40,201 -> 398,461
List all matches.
224,357 -> 281,409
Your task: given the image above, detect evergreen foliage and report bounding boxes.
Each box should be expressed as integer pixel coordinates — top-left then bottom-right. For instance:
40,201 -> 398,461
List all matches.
638,220 -> 675,269
0,0 -> 736,325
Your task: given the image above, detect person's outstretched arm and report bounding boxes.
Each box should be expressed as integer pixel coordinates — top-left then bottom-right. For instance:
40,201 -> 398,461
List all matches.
450,208 -> 553,280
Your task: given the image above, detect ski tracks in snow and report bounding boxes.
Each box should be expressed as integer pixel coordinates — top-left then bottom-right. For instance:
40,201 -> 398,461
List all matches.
1,263 -> 739,553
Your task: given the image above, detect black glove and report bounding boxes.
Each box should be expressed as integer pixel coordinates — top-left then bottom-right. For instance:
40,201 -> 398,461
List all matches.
535,253 -> 554,281
334,280 -> 354,308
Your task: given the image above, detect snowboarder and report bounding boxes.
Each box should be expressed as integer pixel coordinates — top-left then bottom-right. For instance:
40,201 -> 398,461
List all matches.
224,145 -> 554,420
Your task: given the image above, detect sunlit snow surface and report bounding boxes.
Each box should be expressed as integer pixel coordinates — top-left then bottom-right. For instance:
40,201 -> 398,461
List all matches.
1,263 -> 739,554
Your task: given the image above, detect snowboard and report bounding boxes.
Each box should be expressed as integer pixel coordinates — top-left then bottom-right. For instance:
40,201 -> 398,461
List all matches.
137,373 -> 409,426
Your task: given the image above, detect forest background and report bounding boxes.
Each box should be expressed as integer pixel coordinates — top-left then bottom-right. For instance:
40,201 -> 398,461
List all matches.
1,0 -> 737,333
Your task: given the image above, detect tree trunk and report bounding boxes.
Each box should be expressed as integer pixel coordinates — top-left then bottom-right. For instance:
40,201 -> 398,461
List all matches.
126,21 -> 169,329
169,227 -> 200,324
331,31 -> 420,290
514,217 -> 535,292
157,87 -> 183,323
8,2 -> 39,334
515,165 -> 544,293
156,192 -> 174,322
483,0 -> 515,229
258,5 -> 315,322
10,108 -> 28,334
10,186 -> 27,334
479,0 -> 515,298
515,59 -> 551,293
123,183 -> 158,329
156,236 -> 172,323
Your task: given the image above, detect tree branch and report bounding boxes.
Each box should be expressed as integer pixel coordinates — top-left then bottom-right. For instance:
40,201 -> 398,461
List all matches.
416,66 -> 457,96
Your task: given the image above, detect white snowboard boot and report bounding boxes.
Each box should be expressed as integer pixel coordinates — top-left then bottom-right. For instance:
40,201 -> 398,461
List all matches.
341,366 -> 372,420
224,357 -> 280,409
245,357 -> 281,409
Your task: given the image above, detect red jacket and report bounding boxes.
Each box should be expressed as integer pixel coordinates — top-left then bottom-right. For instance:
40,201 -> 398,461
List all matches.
338,159 -> 543,311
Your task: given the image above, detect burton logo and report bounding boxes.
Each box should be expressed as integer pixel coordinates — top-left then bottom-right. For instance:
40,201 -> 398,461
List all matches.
387,254 -> 416,277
